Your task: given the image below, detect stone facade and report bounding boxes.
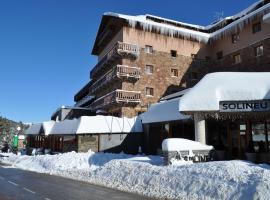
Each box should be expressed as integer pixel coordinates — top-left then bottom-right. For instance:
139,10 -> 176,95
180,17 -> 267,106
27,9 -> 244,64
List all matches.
74,11 -> 270,118
77,135 -> 99,152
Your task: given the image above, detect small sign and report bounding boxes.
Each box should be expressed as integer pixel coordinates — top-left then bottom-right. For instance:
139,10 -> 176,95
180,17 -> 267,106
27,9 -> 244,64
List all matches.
219,100 -> 270,112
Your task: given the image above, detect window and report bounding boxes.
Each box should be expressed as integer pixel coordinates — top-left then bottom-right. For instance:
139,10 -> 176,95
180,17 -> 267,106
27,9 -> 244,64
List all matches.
190,72 -> 198,80
254,45 -> 263,57
252,22 -> 261,34
191,54 -> 198,59
145,45 -> 153,53
233,54 -> 241,64
252,122 -> 267,152
232,34 -> 240,43
216,51 -> 223,60
171,69 -> 178,77
145,65 -> 154,74
171,50 -> 177,58
146,87 -> 154,96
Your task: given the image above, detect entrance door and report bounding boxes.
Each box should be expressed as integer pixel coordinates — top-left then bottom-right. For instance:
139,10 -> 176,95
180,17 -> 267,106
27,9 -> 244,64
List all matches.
228,122 -> 248,159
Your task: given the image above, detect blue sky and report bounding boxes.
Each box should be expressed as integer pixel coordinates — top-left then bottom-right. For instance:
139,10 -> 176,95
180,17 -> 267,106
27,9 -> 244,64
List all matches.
0,0 -> 256,123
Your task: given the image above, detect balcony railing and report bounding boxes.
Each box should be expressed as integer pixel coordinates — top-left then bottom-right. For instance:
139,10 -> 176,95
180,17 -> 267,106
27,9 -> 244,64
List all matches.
90,90 -> 141,110
90,42 -> 140,79
116,65 -> 140,79
90,65 -> 140,93
74,95 -> 95,107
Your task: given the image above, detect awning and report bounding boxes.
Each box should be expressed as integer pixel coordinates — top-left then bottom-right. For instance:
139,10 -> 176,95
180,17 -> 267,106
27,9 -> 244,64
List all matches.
179,72 -> 270,113
142,97 -> 190,124
25,123 -> 42,135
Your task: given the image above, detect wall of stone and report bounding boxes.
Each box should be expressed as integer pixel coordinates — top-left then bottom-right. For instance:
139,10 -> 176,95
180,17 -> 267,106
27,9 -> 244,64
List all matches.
77,135 -> 99,152
123,26 -> 209,59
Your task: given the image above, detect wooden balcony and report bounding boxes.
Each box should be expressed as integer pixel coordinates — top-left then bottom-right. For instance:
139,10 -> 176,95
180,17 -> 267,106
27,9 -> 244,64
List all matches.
90,65 -> 140,94
90,42 -> 140,79
74,95 -> 95,107
90,90 -> 141,110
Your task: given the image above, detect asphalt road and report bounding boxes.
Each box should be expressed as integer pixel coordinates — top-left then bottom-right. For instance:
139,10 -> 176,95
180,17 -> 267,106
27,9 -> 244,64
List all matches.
0,163 -> 149,200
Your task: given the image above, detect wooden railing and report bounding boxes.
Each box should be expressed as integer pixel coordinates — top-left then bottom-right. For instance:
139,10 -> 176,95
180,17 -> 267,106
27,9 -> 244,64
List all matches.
90,65 -> 140,93
74,95 -> 95,107
90,90 -> 141,110
90,42 -> 139,78
116,65 -> 140,78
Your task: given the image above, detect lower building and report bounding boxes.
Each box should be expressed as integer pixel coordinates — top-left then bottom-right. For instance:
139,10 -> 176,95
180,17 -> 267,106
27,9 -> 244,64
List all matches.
26,116 -> 143,154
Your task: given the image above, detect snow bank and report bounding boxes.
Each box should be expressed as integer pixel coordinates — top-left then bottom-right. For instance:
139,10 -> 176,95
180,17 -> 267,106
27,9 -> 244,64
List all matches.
162,138 -> 214,151
179,72 -> 270,112
1,152 -> 270,199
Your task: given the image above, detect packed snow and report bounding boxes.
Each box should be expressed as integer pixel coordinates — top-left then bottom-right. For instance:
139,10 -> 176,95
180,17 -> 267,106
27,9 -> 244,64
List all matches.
105,1 -> 270,42
179,72 -> 270,112
141,97 -> 190,124
162,138 -> 214,151
26,115 -> 143,135
1,151 -> 270,199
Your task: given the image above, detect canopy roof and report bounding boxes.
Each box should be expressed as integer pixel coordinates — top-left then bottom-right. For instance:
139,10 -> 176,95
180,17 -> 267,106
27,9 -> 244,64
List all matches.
141,97 -> 190,124
179,72 -> 270,113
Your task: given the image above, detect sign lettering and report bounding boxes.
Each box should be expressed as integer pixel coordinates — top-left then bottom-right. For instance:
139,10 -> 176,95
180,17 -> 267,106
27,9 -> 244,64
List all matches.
219,100 -> 270,112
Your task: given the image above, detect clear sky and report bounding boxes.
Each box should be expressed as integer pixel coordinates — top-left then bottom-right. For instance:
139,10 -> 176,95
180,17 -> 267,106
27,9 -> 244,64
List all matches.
0,0 -> 256,123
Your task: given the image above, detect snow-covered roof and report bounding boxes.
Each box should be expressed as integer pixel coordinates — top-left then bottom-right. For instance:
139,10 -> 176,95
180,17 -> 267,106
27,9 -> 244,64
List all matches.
162,138 -> 214,151
104,12 -> 210,43
76,116 -> 142,134
50,118 -> 80,135
159,89 -> 190,101
103,1 -> 270,43
141,97 -> 190,124
179,72 -> 270,112
42,121 -> 56,136
25,123 -> 42,135
49,115 -> 143,135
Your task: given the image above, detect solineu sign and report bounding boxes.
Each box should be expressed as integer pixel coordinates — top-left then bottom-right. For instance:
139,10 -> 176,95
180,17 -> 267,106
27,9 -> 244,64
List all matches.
219,100 -> 270,112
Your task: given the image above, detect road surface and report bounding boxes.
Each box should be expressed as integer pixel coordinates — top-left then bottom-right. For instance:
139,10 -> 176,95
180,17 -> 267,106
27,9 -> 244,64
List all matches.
0,163 -> 149,200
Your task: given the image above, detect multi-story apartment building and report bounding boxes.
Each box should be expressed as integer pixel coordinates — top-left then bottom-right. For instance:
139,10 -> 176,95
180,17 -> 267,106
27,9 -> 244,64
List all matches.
74,0 -> 270,118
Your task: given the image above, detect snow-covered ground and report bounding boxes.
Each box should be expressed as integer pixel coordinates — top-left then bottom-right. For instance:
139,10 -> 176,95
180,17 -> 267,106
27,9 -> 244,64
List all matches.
1,151 -> 270,200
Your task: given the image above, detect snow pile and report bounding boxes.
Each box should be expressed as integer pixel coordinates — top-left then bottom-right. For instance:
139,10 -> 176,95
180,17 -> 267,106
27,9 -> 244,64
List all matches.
179,72 -> 270,112
162,138 -> 214,151
1,152 -> 270,199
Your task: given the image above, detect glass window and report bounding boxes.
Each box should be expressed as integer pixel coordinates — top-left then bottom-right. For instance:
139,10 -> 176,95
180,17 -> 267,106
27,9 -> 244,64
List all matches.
171,50 -> 177,58
252,122 -> 267,152
252,22 -> 261,34
254,45 -> 263,57
240,124 -> 246,135
233,54 -> 241,64
171,69 -> 178,77
232,34 -> 240,43
146,87 -> 154,96
216,51 -> 223,60
145,65 -> 154,74
145,45 -> 153,53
